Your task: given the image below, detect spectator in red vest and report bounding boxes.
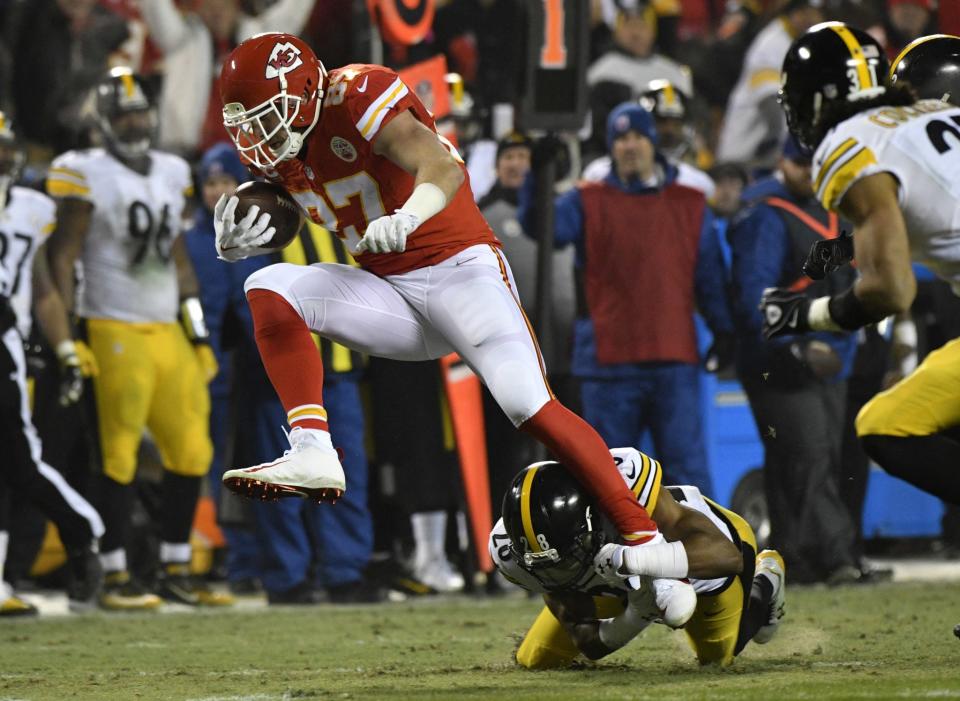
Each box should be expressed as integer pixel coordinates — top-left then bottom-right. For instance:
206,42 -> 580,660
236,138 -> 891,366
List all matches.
868,0 -> 936,60
519,103 -> 734,494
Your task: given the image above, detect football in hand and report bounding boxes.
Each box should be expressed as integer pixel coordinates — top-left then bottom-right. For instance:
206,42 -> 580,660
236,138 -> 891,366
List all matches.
232,180 -> 304,250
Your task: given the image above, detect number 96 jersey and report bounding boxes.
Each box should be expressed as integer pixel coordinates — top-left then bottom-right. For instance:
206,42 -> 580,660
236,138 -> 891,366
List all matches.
813,99 -> 960,294
46,148 -> 192,323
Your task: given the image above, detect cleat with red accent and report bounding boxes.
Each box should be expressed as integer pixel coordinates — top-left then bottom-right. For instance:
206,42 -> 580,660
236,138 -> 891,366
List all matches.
222,427 -> 346,502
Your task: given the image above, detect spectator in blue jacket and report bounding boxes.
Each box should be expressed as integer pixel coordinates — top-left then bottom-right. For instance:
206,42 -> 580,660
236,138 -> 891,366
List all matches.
185,143 -> 379,603
519,103 -> 734,493
727,136 -> 861,585
184,142 -> 262,594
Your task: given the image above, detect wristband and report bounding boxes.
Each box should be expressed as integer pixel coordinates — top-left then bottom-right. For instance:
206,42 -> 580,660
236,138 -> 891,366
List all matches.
620,541 -> 689,579
398,182 -> 447,223
179,297 -> 210,343
827,287 -> 887,330
807,296 -> 844,332
55,339 -> 77,361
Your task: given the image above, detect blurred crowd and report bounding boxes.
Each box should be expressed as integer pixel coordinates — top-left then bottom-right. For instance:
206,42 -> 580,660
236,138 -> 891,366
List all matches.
1,0 -> 959,614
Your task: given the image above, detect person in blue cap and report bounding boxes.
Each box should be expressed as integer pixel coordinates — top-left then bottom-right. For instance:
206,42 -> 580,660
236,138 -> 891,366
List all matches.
186,142 -> 380,603
726,136 -> 862,585
519,102 -> 734,494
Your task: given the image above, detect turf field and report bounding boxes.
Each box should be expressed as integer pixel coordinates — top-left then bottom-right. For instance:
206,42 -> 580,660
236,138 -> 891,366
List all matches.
2,581 -> 959,701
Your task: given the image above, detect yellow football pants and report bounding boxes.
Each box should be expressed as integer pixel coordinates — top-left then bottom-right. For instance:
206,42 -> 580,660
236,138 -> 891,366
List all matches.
856,336 -> 960,438
85,318 -> 212,485
516,503 -> 758,669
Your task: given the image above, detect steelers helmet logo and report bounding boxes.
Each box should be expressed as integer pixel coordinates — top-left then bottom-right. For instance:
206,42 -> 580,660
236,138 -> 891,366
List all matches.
765,305 -> 783,326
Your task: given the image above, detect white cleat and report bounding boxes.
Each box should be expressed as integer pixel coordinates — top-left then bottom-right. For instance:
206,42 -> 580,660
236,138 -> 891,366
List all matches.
754,549 -> 786,644
222,427 -> 346,504
415,559 -> 465,593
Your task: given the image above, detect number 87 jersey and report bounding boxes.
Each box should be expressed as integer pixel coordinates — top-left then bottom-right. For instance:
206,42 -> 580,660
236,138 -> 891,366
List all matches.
46,148 -> 192,323
255,63 -> 497,278
812,99 -> 960,294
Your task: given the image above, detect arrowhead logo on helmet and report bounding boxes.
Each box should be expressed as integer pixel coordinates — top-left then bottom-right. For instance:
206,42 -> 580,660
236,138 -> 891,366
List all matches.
265,42 -> 303,79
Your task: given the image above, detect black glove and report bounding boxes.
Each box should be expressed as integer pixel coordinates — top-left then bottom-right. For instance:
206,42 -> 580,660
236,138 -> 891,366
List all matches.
704,332 -> 736,373
55,342 -> 86,406
803,229 -> 854,280
0,295 -> 14,334
759,288 -> 811,339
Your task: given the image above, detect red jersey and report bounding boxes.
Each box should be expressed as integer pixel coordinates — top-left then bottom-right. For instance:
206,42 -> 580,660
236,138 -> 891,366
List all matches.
263,64 -> 497,277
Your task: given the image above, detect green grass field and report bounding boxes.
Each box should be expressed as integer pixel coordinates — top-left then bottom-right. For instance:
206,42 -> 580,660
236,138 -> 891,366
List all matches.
2,581 -> 959,701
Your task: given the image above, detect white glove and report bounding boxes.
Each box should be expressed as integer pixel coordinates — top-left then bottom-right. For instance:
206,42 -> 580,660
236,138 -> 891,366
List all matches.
649,578 -> 697,629
354,210 -> 420,254
214,194 -> 276,262
594,532 -> 667,587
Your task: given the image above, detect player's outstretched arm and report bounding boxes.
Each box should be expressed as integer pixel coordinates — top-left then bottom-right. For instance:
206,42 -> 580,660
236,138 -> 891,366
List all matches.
355,112 -> 464,254
761,173 -> 915,338
652,488 -> 742,578
835,173 -> 916,320
596,488 -> 741,582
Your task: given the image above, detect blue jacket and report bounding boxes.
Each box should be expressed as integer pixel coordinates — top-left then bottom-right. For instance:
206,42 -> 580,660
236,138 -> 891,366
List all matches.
518,158 -> 734,379
184,206 -> 273,400
728,176 -> 857,382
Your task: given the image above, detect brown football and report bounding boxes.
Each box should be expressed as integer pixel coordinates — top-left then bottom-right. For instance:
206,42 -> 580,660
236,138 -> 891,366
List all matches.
233,180 -> 305,250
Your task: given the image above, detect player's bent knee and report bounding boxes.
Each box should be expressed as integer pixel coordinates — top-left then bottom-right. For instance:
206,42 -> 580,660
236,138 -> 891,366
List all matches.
165,439 -> 214,479
244,263 -> 300,297
102,456 -> 138,486
515,640 -> 574,670
855,395 -> 897,438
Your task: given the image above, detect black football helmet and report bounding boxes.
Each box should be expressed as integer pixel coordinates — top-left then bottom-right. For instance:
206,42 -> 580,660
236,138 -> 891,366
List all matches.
780,22 -> 888,151
94,67 -> 157,161
501,461 -> 609,591
890,34 -> 960,104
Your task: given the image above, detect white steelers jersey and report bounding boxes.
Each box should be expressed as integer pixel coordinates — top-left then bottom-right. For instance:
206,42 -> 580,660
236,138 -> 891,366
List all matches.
0,186 -> 56,338
489,447 -> 732,597
46,148 -> 192,323
813,99 -> 960,294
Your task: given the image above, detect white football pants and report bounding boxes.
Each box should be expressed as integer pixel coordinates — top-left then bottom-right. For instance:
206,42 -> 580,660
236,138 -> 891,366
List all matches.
244,244 -> 553,426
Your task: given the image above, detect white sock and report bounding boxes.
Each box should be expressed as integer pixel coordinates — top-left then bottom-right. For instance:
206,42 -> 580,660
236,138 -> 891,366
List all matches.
289,426 -> 334,451
160,542 -> 192,565
100,548 -> 126,573
411,510 -> 447,569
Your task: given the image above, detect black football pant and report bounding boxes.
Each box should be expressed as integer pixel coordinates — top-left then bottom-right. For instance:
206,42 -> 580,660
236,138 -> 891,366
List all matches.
0,328 -> 102,551
741,376 -> 857,581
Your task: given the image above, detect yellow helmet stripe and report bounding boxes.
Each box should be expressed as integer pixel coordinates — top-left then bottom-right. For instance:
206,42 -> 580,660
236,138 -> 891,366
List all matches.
0,112 -> 6,131
120,72 -> 135,98
890,34 -> 960,78
520,466 -> 542,553
662,82 -> 675,108
831,25 -> 873,90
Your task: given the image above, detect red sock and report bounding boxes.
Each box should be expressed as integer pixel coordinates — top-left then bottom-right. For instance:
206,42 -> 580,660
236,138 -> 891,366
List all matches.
247,289 -> 328,432
521,399 -> 658,540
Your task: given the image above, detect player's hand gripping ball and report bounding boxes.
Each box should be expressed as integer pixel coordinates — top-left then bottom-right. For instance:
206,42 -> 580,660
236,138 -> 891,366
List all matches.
215,181 -> 304,261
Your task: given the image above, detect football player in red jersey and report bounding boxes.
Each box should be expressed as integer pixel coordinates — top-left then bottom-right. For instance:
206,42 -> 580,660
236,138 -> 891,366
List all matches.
214,33 -> 661,546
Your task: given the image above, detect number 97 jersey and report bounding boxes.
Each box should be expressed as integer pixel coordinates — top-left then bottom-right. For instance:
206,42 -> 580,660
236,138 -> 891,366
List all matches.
813,99 -> 960,294
46,148 -> 193,323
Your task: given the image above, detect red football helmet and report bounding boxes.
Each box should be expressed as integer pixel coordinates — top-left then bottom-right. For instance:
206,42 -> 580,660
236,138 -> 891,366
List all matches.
220,33 -> 326,169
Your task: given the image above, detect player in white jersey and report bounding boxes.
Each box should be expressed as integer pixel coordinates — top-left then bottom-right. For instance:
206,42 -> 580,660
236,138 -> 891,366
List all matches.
46,68 -> 229,610
0,113 -> 104,615
491,449 -> 786,669
759,23 -> 960,508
